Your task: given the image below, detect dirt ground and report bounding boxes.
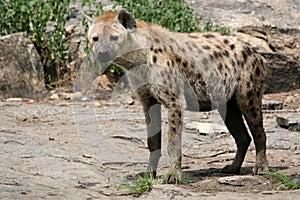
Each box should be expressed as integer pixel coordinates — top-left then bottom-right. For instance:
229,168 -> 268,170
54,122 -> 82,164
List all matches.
0,89 -> 300,199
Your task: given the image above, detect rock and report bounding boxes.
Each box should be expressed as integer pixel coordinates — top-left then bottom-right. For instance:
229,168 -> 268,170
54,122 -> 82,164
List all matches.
82,154 -> 92,158
218,175 -> 257,186
5,98 -> 23,102
94,101 -> 101,107
185,121 -> 228,135
119,96 -> 135,105
234,26 -> 300,94
262,52 -> 300,93
0,33 -> 45,98
50,94 -> 60,101
262,100 -> 283,110
276,114 -> 300,131
127,97 -> 135,105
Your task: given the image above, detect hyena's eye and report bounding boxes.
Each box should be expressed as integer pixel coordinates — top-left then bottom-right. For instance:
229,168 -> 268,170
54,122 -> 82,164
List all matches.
109,35 -> 119,41
92,36 -> 99,42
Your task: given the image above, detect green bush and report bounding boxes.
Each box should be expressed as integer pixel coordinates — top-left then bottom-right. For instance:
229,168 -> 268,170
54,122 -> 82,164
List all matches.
0,0 -> 72,85
114,0 -> 200,33
0,0 -> 229,87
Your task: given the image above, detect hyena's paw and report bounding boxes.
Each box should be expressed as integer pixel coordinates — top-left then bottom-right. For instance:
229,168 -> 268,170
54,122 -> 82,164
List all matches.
221,164 -> 241,174
166,169 -> 182,184
253,154 -> 269,175
253,162 -> 269,175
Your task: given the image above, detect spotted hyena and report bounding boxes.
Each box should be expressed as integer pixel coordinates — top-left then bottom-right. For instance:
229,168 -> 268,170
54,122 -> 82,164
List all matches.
83,9 -> 268,183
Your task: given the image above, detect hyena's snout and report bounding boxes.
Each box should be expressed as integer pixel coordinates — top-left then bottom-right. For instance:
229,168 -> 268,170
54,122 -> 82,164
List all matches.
94,40 -> 116,63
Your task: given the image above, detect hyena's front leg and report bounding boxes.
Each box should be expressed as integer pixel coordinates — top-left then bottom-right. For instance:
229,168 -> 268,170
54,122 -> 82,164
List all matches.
139,90 -> 162,178
166,102 -> 183,184
152,87 -> 183,184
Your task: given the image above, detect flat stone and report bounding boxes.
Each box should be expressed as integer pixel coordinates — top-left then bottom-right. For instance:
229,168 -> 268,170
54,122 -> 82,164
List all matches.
276,114 -> 300,131
5,98 -> 23,102
218,175 -> 257,186
262,190 -> 279,195
262,100 -> 283,110
185,121 -> 228,135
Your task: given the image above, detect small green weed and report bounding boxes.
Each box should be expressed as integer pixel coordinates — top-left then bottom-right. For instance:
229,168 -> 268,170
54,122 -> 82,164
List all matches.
121,173 -> 192,196
261,169 -> 300,190
122,173 -> 164,196
202,20 -> 230,35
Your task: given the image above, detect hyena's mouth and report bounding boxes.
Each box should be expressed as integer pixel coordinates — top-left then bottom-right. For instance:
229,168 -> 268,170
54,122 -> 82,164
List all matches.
96,51 -> 116,63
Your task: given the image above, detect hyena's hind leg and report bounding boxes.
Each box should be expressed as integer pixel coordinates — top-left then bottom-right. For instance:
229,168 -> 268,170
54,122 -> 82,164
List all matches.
237,56 -> 268,174
239,92 -> 268,174
138,88 -> 162,178
218,95 -> 252,174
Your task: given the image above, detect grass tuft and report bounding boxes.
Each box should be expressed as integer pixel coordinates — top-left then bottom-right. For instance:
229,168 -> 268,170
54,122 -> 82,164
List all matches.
121,173 -> 164,196
261,169 -> 300,190
121,173 -> 192,196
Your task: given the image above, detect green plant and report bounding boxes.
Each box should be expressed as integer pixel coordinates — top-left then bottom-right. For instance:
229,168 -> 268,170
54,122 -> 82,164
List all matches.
202,20 -> 230,35
113,0 -> 200,33
120,173 -> 191,196
45,0 -> 72,85
261,169 -> 300,190
1,0 -> 70,85
0,0 -> 106,86
122,173 -> 164,196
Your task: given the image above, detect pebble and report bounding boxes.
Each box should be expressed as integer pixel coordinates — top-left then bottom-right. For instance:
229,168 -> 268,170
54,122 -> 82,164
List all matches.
6,98 -> 23,102
81,96 -> 89,102
50,94 -> 60,100
262,190 -> 278,195
82,154 -> 92,158
94,102 -> 101,107
127,97 -> 134,105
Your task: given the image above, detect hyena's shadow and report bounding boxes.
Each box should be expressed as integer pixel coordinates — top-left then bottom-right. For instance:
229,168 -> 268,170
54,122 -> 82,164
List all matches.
180,166 -> 288,182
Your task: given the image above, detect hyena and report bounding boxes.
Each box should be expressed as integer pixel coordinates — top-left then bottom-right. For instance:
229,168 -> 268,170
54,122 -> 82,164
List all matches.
83,9 -> 268,183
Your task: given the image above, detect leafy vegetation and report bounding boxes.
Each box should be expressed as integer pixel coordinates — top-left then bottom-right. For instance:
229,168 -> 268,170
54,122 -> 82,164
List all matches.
114,0 -> 200,33
261,169 -> 300,190
0,0 -> 72,85
202,21 -> 230,35
120,173 -> 191,196
121,173 -> 164,196
0,0 -> 229,87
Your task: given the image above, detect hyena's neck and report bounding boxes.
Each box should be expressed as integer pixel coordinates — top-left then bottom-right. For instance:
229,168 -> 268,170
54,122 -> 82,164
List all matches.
114,27 -> 177,70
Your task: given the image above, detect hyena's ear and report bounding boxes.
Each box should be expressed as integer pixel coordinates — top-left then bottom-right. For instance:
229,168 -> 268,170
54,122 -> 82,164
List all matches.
81,11 -> 93,27
117,9 -> 136,32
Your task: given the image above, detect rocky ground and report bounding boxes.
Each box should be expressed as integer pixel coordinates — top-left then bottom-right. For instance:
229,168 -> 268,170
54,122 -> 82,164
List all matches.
1,0 -> 300,199
0,88 -> 299,199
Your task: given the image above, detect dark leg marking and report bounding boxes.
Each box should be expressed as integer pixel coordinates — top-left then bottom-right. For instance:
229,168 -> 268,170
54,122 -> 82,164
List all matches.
218,95 -> 252,174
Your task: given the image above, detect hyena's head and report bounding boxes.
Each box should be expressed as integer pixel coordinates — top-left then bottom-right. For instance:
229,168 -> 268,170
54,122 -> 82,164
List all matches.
82,9 -> 136,63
